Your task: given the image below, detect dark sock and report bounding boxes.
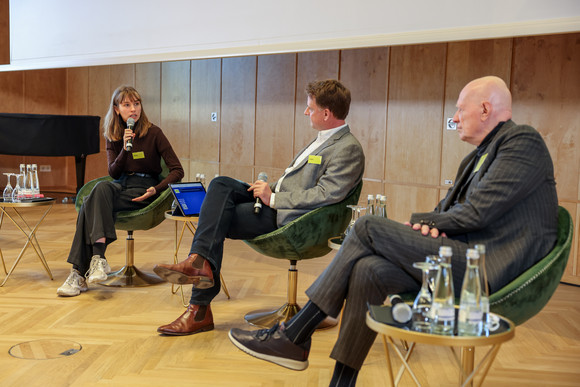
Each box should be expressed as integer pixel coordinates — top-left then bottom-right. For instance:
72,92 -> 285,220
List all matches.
92,242 -> 107,259
284,300 -> 327,345
330,361 -> 359,387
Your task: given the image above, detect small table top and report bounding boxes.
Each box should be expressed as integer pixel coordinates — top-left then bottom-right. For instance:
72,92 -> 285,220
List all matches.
366,306 -> 515,347
0,198 -> 55,208
164,210 -> 199,222
328,236 -> 344,250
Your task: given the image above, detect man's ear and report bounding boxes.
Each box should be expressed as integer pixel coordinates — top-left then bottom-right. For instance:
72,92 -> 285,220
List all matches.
481,101 -> 492,121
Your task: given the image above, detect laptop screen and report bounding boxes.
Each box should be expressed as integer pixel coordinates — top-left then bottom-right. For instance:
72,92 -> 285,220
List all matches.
169,182 -> 206,216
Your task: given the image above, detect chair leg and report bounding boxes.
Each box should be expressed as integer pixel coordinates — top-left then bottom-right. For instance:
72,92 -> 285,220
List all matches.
244,260 -> 338,329
98,230 -> 165,287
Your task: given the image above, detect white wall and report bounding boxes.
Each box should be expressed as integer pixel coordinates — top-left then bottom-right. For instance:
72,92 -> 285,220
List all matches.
4,0 -> 580,71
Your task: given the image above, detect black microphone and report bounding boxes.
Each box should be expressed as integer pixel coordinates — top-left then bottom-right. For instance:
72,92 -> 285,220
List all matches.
253,172 -> 268,214
126,117 -> 135,151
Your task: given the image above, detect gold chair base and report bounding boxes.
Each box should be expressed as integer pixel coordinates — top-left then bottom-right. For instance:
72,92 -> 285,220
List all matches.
244,303 -> 339,330
98,265 -> 165,287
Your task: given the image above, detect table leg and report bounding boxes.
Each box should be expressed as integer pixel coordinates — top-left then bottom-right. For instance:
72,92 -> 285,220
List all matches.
0,210 -> 7,274
460,346 -> 475,386
0,204 -> 53,287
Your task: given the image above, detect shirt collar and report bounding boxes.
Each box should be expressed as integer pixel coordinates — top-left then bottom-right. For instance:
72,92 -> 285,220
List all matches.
477,121 -> 504,156
316,123 -> 347,142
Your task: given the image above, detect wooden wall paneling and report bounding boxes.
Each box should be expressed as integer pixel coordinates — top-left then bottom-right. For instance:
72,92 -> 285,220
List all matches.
0,71 -> 24,177
110,64 -> 135,92
0,0 -> 8,65
24,69 -> 67,115
560,201 -> 578,284
190,58 -> 221,179
66,67 -> 89,115
511,33 -> 580,203
386,44 -> 447,189
65,67 -> 90,192
255,53 -> 296,178
23,69 -> 70,190
220,56 -> 256,180
294,51 -> 340,154
85,66 -> 112,181
160,60 -> 191,179
386,184 -> 440,223
340,47 -> 389,185
0,71 -> 23,112
442,39 -> 513,186
136,63 -> 161,127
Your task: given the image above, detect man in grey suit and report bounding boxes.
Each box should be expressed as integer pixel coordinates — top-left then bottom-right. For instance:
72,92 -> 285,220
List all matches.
153,79 -> 365,336
228,76 -> 558,387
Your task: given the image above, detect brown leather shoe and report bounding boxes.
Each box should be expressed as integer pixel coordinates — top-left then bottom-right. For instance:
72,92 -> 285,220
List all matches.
157,304 -> 214,336
153,253 -> 214,288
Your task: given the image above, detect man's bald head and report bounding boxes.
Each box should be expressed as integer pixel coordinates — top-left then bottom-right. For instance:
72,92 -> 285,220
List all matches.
453,76 -> 513,146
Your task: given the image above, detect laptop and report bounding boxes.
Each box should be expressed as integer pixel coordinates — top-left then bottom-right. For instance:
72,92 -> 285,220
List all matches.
169,182 -> 206,216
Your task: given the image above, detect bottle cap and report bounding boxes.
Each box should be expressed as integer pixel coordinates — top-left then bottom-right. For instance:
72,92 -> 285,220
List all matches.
439,246 -> 452,256
466,248 -> 479,259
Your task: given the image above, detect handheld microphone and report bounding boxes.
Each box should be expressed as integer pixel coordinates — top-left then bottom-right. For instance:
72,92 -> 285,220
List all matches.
126,117 -> 135,151
388,294 -> 412,324
253,172 -> 268,214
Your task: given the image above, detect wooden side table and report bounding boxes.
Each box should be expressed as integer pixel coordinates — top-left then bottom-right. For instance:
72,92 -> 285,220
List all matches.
366,307 -> 515,387
164,210 -> 230,306
0,198 -> 55,286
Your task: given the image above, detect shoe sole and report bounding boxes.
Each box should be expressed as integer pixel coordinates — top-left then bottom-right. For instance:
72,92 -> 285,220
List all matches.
153,266 -> 214,289
57,287 -> 88,297
157,323 -> 215,336
228,330 -> 308,371
87,274 -> 108,283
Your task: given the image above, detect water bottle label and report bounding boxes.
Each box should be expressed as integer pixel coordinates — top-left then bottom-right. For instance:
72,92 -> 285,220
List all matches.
437,307 -> 455,321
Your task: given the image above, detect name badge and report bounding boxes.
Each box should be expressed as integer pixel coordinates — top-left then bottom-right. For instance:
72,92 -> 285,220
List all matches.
132,151 -> 145,160
473,153 -> 488,173
308,155 -> 322,165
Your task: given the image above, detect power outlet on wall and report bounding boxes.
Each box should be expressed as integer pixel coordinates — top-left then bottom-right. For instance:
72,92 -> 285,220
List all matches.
39,165 -> 51,172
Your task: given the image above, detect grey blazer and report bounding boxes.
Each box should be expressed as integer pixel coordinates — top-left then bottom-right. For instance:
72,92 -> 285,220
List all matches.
411,120 -> 558,291
273,125 -> 365,227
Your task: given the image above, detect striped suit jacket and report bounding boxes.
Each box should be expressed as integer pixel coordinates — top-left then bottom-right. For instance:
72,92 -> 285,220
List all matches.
411,120 -> 558,291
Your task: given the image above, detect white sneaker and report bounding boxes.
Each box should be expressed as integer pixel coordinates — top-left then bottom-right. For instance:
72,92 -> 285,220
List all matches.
86,256 -> 111,283
57,270 -> 88,297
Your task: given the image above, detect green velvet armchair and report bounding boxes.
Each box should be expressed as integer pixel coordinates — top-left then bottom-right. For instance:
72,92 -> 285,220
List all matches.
75,161 -> 173,287
488,205 -> 573,325
243,181 -> 363,328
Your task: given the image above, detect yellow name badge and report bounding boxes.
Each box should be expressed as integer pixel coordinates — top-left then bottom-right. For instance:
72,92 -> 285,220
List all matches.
473,153 -> 488,173
132,151 -> 145,160
308,155 -> 322,165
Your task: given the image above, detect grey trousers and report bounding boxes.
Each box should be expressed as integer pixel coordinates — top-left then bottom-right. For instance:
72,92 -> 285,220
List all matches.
67,175 -> 157,274
305,215 -> 469,370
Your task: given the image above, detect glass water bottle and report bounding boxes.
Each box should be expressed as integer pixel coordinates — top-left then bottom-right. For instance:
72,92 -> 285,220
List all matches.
458,248 -> 484,336
431,246 -> 455,335
475,244 -> 490,333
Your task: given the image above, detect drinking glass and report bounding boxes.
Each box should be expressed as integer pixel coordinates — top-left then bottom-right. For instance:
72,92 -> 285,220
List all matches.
343,205 -> 365,238
3,173 -> 14,202
411,256 -> 438,332
11,173 -> 24,202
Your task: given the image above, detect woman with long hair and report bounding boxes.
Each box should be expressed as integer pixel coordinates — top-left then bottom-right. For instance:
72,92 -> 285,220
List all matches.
57,85 -> 183,296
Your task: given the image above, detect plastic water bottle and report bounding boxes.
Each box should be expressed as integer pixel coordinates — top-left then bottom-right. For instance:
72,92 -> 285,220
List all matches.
458,248 -> 484,336
431,246 -> 455,335
475,244 -> 490,334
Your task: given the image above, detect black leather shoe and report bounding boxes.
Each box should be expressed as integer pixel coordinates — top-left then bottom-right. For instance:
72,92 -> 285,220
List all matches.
228,323 -> 310,371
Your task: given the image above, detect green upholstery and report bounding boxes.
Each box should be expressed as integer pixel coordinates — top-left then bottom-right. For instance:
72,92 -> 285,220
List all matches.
74,161 -> 174,286
243,181 -> 363,260
75,161 -> 173,232
400,206 -> 573,326
488,206 -> 573,325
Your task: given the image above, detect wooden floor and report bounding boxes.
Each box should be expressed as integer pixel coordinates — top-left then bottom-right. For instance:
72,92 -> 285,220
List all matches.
0,203 -> 579,387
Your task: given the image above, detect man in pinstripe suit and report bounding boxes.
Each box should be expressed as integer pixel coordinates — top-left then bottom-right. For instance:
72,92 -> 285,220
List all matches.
229,76 -> 558,386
